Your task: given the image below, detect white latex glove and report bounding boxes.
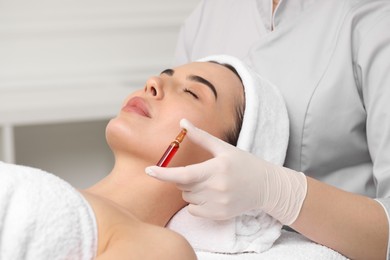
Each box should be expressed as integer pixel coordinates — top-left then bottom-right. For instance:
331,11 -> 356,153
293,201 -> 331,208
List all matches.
145,119 -> 307,225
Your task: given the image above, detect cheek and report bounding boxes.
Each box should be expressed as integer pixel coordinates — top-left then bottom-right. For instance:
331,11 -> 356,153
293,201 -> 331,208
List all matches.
170,140 -> 213,167
189,115 -> 226,141
161,101 -> 222,134
153,101 -> 228,166
163,114 -> 227,167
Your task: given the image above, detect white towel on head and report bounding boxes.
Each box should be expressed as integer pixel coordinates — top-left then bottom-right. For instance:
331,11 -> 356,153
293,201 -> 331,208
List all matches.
199,54 -> 289,165
0,161 -> 98,260
168,54 -> 289,254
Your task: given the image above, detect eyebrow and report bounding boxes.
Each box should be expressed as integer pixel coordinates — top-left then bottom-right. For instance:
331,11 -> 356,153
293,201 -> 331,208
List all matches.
161,68 -> 174,76
160,68 -> 218,100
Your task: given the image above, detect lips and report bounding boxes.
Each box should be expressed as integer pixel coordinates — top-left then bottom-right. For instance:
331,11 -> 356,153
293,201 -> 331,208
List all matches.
122,97 -> 151,118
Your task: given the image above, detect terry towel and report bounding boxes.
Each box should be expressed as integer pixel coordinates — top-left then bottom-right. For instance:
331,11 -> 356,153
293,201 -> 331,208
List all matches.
168,55 -> 290,254
0,161 -> 97,260
168,207 -> 281,254
196,230 -> 348,260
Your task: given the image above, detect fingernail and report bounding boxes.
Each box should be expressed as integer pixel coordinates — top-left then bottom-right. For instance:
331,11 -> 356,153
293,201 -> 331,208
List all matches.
145,167 -> 156,176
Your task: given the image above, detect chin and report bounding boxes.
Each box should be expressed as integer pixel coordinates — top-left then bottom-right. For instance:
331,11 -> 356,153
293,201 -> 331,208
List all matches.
105,117 -> 164,163
105,117 -> 133,152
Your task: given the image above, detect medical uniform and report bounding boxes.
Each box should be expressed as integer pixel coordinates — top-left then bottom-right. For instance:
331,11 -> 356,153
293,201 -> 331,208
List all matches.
173,0 -> 390,258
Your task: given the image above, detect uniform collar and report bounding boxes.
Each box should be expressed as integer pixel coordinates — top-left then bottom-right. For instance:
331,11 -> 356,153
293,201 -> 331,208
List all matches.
257,0 -> 316,31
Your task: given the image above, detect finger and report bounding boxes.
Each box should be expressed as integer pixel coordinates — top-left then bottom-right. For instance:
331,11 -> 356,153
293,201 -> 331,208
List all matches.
180,118 -> 233,155
176,179 -> 205,192
186,204 -> 220,220
145,162 -> 210,185
182,190 -> 204,205
187,204 -> 231,220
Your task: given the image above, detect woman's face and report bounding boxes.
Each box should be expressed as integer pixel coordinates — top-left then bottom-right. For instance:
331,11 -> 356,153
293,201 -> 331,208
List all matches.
106,61 -> 244,166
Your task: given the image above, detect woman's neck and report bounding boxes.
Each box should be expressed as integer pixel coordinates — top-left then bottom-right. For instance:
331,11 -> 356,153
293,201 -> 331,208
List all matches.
85,158 -> 186,227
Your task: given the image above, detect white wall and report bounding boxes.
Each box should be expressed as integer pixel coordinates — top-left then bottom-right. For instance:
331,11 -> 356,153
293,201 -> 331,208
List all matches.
0,0 -> 198,89
0,0 -> 199,188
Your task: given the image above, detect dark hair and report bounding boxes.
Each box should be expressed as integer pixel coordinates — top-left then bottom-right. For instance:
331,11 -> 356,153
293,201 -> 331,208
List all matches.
209,61 -> 245,146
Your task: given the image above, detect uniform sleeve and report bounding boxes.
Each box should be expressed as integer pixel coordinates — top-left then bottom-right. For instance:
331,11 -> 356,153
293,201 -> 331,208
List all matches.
355,9 -> 390,259
172,1 -> 206,66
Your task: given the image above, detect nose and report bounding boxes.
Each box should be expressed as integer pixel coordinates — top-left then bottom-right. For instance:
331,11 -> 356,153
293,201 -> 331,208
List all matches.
144,77 -> 164,99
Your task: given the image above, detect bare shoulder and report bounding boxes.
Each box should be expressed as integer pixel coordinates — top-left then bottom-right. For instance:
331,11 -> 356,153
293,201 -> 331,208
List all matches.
80,191 -> 196,260
99,223 -> 197,260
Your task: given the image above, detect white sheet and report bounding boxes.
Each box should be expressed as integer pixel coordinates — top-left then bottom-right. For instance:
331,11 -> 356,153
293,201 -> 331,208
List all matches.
196,230 -> 348,260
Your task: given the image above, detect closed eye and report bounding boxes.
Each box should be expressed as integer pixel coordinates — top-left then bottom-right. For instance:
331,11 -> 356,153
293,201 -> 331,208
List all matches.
184,88 -> 199,99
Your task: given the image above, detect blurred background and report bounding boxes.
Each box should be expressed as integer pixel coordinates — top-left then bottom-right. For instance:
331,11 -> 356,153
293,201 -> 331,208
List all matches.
0,0 -> 199,188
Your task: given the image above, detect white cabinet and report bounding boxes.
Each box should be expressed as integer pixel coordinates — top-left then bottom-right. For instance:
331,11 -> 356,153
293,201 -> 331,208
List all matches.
0,0 -> 199,188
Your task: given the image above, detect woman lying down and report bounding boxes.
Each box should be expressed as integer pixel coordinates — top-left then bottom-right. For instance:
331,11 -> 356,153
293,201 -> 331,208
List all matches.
0,55 -> 291,259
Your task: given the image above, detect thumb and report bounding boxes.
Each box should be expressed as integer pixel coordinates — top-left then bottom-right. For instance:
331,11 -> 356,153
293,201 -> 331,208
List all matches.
180,118 -> 232,156
145,163 -> 209,185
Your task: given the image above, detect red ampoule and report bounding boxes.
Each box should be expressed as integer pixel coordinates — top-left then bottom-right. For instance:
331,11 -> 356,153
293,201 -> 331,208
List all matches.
156,129 -> 187,167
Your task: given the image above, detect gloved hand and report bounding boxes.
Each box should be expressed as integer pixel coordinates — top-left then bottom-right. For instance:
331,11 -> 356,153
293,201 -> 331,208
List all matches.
145,119 -> 307,225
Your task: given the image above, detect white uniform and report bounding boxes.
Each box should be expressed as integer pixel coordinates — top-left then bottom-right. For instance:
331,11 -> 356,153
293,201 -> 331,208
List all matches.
174,0 -> 390,257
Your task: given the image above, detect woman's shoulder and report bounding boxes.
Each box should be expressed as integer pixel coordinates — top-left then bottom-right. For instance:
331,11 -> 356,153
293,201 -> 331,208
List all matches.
80,190 -> 139,254
96,224 -> 196,260
81,191 -> 196,259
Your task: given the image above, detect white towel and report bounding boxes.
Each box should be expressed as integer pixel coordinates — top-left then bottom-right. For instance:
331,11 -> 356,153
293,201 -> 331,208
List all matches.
0,161 -> 97,260
168,55 -> 290,254
199,54 -> 290,165
167,207 -> 281,254
196,230 -> 349,260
